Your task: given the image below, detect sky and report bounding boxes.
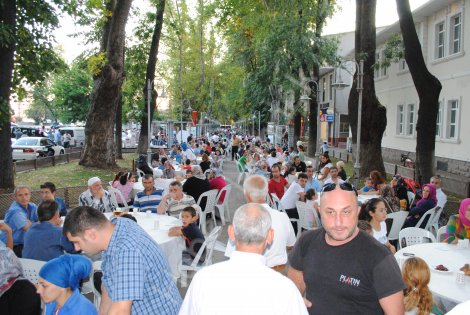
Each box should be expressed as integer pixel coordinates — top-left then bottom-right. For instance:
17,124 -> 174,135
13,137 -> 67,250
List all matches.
53,0 -> 431,63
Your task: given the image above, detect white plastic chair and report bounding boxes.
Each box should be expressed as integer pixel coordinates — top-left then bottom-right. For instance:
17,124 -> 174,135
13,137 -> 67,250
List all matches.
295,201 -> 313,238
19,258 -> 46,284
270,193 -> 284,211
197,189 -> 219,234
136,168 -> 145,179
407,191 -> 415,207
436,226 -> 448,242
398,227 -> 437,249
180,226 -> 222,287
107,185 -> 130,211
415,206 -> 439,231
386,211 -> 408,242
91,261 -> 103,309
428,206 -> 443,236
214,184 -> 232,225
236,162 -> 246,185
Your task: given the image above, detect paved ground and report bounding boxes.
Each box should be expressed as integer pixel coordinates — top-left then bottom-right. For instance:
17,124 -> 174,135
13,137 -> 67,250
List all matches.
177,158 -> 247,296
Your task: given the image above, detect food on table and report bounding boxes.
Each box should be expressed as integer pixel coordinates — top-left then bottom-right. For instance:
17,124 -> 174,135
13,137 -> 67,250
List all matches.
435,264 -> 449,271
460,264 -> 470,276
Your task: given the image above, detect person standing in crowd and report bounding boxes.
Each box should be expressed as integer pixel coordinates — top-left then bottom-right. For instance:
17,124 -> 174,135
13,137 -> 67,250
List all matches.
4,186 -> 38,257
288,183 -> 405,314
64,206 -> 182,314
180,203 -> 308,314
37,255 -> 97,315
23,200 -> 76,261
79,177 -> 116,213
40,182 -> 67,216
231,135 -> 240,161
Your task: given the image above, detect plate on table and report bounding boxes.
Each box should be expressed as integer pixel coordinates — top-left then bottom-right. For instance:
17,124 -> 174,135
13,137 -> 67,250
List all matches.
432,265 -> 453,274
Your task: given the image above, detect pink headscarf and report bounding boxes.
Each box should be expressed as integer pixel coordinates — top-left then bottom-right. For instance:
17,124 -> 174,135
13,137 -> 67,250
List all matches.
458,198 -> 470,227
416,184 -> 437,207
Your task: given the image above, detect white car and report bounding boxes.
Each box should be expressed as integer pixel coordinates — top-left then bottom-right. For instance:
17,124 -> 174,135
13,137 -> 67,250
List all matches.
12,137 -> 65,160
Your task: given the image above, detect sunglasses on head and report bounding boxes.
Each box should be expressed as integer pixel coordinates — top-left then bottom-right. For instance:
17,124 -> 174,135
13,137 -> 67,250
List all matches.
321,182 -> 358,196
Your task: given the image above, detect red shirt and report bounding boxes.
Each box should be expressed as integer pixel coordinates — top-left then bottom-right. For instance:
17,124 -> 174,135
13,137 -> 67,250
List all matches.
268,176 -> 288,199
210,176 -> 227,203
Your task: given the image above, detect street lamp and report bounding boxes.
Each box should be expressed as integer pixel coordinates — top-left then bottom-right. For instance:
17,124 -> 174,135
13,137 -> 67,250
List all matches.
299,79 -> 321,164
146,80 -> 167,164
331,59 -> 364,187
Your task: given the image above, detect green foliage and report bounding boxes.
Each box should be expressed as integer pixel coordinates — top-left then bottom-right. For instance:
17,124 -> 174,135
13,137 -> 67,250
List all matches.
87,52 -> 107,76
378,34 -> 404,69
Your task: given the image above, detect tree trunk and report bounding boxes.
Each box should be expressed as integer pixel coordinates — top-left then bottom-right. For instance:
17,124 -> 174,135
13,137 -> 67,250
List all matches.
116,93 -> 123,159
396,0 -> 441,184
348,0 -> 386,178
0,0 -> 16,192
307,65 -> 319,157
80,0 -> 133,168
137,0 -> 166,155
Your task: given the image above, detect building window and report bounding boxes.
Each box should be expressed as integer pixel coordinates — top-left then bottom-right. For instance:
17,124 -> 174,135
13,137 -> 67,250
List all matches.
398,58 -> 407,72
435,22 -> 445,59
406,104 -> 415,136
339,114 -> 349,134
446,99 -> 459,139
329,74 -> 333,101
450,13 -> 461,54
397,105 -> 404,135
436,101 -> 442,137
322,78 -> 326,102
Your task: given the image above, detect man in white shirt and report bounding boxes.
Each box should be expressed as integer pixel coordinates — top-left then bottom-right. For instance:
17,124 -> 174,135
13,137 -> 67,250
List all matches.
180,203 -> 308,315
323,167 -> 345,186
430,175 -> 447,209
280,173 -> 308,234
266,150 -> 279,168
225,175 -> 296,271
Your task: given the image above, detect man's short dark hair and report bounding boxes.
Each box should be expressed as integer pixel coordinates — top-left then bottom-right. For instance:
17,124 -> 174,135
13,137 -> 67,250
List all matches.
182,206 -> 197,217
330,166 -> 338,171
143,174 -> 153,181
170,181 -> 182,188
294,155 -> 300,160
271,164 -> 281,172
63,206 -> 108,236
298,172 -> 308,180
38,200 -> 59,222
40,182 -> 56,193
306,165 -> 314,170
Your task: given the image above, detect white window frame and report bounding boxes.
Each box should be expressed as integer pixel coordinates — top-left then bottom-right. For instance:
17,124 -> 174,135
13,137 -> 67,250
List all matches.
397,104 -> 404,136
397,58 -> 408,72
435,21 -> 445,59
329,74 -> 333,101
406,103 -> 416,136
445,98 -> 460,140
435,100 -> 442,138
449,13 -> 462,55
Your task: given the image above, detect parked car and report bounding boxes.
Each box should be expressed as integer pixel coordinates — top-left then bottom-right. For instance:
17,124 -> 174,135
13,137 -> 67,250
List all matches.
12,137 -> 65,160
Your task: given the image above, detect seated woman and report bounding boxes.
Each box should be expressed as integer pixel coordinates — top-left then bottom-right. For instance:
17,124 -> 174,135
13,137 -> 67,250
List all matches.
162,160 -> 176,179
37,254 -> 97,315
317,153 -> 333,182
183,165 -> 211,210
403,184 -> 437,228
391,174 -> 410,210
297,145 -> 305,161
199,153 -> 212,173
402,257 -> 443,315
379,184 -> 401,213
336,160 -> 347,181
111,171 -> 134,206
443,198 -> 470,244
358,198 -> 396,253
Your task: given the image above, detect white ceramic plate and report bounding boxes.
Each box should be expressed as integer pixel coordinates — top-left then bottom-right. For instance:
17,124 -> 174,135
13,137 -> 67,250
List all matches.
432,265 -> 453,274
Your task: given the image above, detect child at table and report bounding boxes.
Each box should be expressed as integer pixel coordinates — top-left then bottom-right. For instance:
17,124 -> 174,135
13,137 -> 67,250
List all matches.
305,189 -> 319,228
182,159 -> 192,171
168,206 -> 206,262
402,257 -> 443,315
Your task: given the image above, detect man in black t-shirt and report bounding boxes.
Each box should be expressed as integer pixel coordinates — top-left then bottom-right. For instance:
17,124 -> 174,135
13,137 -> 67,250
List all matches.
288,185 -> 405,315
293,156 -> 306,172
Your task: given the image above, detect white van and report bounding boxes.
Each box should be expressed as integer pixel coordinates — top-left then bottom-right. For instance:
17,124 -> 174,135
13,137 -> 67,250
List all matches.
60,127 -> 86,147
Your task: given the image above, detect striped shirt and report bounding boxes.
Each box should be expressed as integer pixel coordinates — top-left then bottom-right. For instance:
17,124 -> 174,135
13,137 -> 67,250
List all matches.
133,189 -> 164,213
166,194 -> 199,216
102,218 -> 182,314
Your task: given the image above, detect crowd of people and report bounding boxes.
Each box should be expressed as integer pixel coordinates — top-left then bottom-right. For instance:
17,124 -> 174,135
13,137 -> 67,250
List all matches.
1,129 -> 469,315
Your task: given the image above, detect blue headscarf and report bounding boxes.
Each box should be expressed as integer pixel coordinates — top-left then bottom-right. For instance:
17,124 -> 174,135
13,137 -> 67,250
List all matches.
39,255 -> 91,290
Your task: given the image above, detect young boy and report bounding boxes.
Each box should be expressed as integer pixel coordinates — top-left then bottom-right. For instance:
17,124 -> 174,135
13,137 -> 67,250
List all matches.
359,177 -> 376,193
168,206 -> 205,261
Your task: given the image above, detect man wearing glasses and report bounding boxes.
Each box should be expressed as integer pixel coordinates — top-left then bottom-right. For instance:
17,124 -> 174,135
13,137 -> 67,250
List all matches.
288,183 -> 405,315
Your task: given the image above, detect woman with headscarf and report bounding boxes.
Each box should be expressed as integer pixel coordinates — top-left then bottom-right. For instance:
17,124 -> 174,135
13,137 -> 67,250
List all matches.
391,174 -> 410,210
183,165 -> 211,210
379,184 -> 401,213
36,254 -> 97,315
403,184 -> 437,228
443,198 -> 470,244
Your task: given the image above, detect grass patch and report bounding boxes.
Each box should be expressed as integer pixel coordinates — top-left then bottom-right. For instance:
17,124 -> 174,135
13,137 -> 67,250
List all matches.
15,153 -> 138,189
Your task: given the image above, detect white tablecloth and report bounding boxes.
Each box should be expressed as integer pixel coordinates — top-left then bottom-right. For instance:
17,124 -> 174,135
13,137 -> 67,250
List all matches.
104,212 -> 184,280
395,243 -> 470,305
358,194 -> 380,204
